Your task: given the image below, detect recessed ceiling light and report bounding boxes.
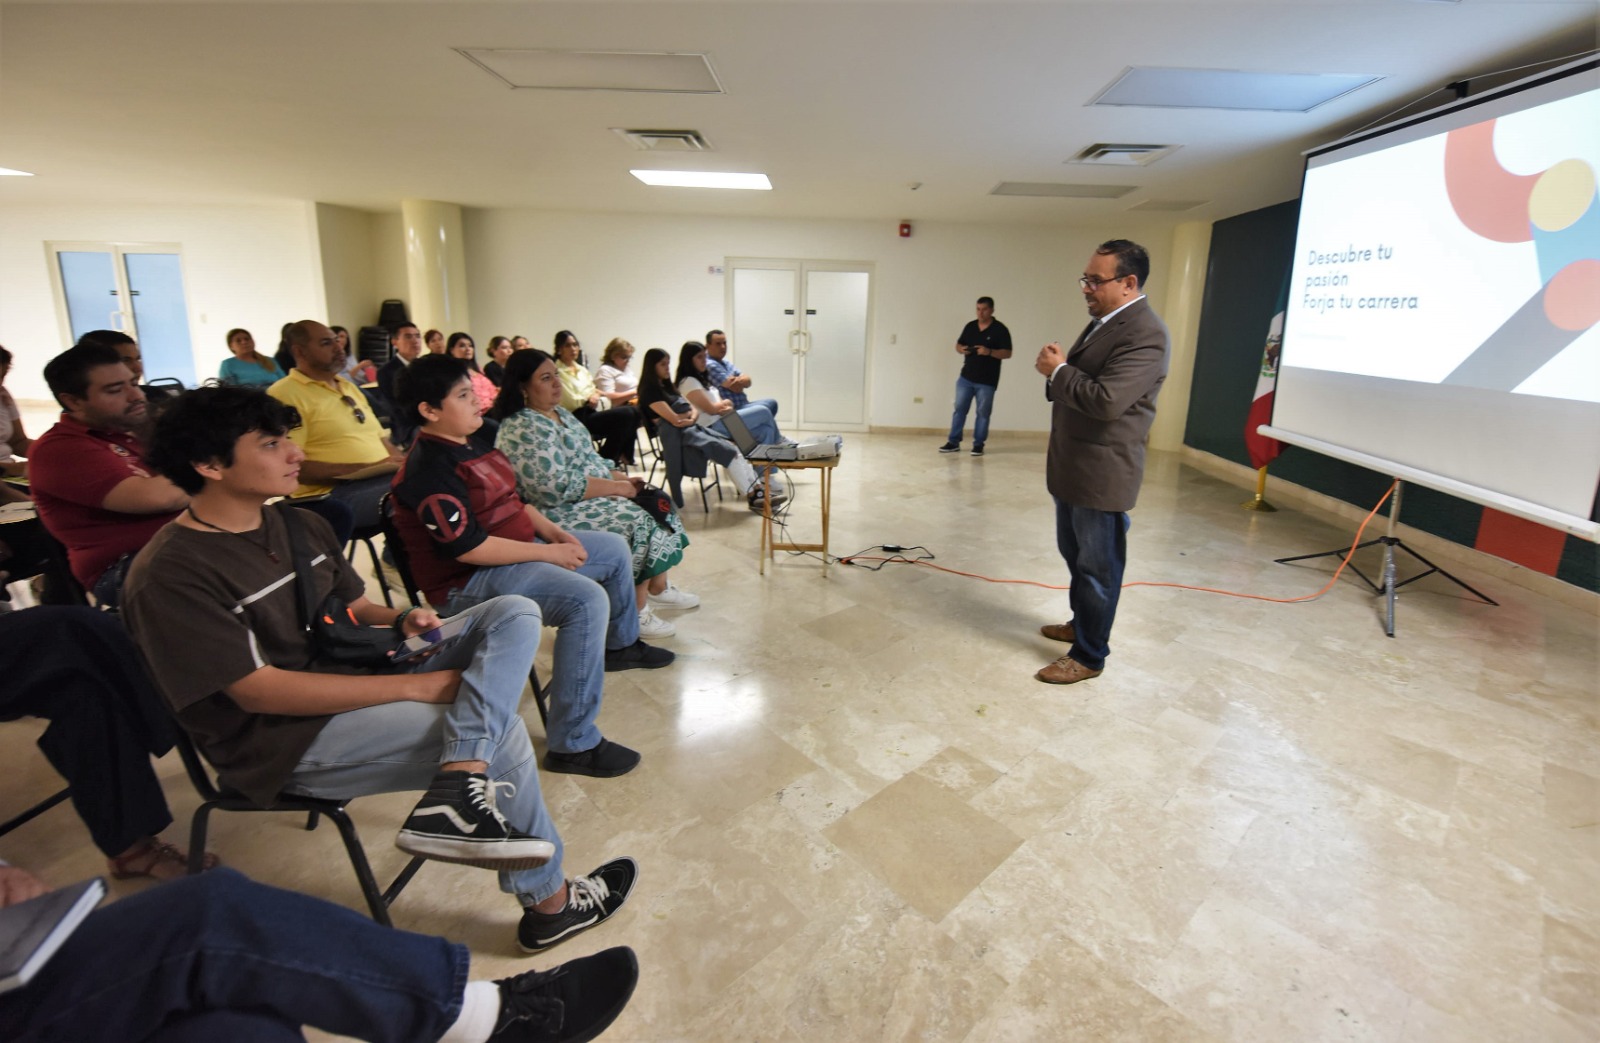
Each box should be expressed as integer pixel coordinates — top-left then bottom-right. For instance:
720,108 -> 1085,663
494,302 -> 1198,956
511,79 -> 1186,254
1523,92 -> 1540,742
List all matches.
1092,67 -> 1381,113
0,167 -> 34,176
631,170 -> 771,190
457,49 -> 722,93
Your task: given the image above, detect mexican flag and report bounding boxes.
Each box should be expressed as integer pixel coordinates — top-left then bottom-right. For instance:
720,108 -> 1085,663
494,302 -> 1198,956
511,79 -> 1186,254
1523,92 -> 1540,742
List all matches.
1244,304 -> 1286,470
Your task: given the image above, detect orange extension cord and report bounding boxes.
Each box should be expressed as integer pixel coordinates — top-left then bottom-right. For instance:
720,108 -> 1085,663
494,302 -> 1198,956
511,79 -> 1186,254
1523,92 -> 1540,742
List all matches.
837,481 -> 1398,605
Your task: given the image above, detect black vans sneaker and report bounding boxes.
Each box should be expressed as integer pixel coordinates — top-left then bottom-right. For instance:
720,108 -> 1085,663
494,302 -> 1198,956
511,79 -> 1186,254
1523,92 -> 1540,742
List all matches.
938,441 -> 960,453
543,738 -> 641,779
396,771 -> 555,870
518,857 -> 638,952
489,946 -> 639,1043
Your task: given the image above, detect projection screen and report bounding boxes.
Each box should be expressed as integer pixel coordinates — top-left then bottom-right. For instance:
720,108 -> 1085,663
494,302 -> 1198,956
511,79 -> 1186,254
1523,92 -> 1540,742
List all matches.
1264,55 -> 1600,541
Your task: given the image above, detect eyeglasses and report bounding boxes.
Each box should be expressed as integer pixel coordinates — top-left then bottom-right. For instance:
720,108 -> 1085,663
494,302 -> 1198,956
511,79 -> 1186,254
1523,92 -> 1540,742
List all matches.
1078,274 -> 1126,291
340,394 -> 367,424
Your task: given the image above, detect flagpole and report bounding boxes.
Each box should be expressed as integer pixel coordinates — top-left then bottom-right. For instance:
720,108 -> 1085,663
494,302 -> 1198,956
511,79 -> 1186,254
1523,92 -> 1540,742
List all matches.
1241,464 -> 1278,512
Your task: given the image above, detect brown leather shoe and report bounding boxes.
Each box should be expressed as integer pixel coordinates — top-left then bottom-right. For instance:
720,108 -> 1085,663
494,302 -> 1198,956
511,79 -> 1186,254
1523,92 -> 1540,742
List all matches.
1040,622 -> 1076,644
1035,655 -> 1103,685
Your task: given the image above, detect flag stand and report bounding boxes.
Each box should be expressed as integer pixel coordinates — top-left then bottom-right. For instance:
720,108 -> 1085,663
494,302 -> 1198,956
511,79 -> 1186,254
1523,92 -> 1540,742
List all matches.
1273,480 -> 1498,637
1240,465 -> 1277,512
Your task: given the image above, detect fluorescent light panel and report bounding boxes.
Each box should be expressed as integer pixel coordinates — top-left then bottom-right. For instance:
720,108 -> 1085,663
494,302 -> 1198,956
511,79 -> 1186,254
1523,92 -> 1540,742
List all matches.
631,170 -> 771,190
1092,67 -> 1382,113
457,49 -> 722,93
0,167 -> 34,176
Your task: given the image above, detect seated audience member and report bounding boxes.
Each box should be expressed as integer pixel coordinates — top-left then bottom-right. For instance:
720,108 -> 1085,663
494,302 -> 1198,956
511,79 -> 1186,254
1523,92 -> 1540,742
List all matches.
29,341 -> 187,603
511,335 -> 532,353
268,319 -> 405,530
484,336 -> 515,387
448,332 -> 499,415
0,344 -> 32,481
425,328 -> 446,355
377,322 -> 426,447
0,864 -> 638,1043
391,357 -> 666,776
332,325 -> 376,385
494,351 -> 695,641
593,339 -> 640,407
124,385 -> 638,952
552,331 -> 639,467
0,603 -> 218,880
77,329 -> 181,409
273,321 -> 297,375
637,348 -> 779,513
705,328 -> 779,418
218,327 -> 284,388
676,341 -> 784,447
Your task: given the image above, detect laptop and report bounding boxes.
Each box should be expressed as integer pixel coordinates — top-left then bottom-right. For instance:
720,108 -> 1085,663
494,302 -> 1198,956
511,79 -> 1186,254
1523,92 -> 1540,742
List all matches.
719,410 -> 796,461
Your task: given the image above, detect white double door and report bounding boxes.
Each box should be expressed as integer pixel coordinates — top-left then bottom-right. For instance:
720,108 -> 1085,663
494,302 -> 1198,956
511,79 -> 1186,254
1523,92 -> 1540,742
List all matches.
727,259 -> 873,431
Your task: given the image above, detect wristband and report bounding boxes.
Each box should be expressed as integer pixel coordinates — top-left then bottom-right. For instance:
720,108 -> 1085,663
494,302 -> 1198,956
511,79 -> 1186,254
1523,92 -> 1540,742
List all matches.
393,607 -> 415,631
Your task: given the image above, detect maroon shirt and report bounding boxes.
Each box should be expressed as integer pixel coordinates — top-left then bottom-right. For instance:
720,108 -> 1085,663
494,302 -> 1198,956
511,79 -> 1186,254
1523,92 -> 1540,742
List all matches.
390,433 -> 535,605
29,414 -> 182,589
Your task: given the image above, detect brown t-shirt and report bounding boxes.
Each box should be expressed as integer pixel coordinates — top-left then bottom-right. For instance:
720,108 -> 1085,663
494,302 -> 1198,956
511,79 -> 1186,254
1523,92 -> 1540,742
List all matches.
123,505 -> 369,806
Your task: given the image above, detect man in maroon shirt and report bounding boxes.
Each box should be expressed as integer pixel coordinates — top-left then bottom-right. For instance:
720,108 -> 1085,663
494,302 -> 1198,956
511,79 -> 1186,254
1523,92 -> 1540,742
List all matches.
29,342 -> 187,602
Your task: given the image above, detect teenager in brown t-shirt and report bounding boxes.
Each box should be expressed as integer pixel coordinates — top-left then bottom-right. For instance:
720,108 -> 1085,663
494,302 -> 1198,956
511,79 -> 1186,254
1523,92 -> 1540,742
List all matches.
123,385 -> 637,954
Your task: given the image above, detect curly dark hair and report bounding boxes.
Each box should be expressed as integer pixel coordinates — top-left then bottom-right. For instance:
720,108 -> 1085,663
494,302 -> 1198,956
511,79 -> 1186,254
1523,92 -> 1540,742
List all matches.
147,385 -> 301,494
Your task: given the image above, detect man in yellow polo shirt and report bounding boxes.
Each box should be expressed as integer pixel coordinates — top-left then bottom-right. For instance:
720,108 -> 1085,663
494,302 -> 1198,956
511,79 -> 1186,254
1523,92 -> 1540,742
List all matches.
268,320 -> 404,529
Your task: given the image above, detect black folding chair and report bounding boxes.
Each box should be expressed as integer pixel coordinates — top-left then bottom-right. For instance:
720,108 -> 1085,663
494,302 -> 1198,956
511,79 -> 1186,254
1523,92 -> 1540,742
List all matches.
172,728 -> 424,927
377,494 -> 548,726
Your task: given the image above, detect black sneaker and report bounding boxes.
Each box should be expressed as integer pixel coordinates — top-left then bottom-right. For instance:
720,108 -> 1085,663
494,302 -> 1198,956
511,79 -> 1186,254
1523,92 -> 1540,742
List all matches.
489,946 -> 639,1043
518,857 -> 638,953
938,441 -> 960,453
971,443 -> 985,456
395,771 -> 556,869
543,738 -> 641,778
746,489 -> 787,512
604,639 -> 675,672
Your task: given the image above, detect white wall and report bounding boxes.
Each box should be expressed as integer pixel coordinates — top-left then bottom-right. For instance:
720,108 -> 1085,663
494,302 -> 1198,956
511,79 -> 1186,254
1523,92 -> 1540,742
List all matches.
464,209 -> 1178,433
0,201 -> 325,401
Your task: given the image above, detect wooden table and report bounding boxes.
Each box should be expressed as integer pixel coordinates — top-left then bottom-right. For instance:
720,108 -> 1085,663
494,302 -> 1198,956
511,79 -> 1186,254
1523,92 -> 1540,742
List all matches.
759,455 -> 839,576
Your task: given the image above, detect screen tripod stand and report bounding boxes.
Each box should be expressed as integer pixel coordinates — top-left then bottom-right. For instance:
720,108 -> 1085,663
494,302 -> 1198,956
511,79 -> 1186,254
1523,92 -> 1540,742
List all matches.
1274,480 -> 1498,637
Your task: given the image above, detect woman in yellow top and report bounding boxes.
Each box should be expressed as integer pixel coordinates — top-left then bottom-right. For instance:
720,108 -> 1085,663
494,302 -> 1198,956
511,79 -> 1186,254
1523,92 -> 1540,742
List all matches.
552,330 -> 640,466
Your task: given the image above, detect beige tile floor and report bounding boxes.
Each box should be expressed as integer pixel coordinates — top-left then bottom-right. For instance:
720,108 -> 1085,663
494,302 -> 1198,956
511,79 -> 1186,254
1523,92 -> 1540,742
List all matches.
3,432 -> 1598,1042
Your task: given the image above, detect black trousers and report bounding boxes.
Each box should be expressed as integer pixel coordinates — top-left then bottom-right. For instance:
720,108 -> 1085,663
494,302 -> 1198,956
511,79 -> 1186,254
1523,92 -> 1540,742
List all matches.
574,404 -> 642,464
0,606 -> 175,857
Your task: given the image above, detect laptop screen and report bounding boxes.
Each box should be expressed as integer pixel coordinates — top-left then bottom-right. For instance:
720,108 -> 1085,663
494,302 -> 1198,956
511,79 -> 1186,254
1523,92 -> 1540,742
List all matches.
717,409 -> 761,455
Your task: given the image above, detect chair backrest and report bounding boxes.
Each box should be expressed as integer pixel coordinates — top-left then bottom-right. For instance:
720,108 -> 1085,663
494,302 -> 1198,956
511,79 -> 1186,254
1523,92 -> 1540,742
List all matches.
377,493 -> 426,606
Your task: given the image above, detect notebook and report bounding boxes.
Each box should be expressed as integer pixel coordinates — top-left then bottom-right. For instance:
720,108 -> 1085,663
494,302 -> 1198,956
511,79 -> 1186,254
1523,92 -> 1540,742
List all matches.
0,877 -> 106,994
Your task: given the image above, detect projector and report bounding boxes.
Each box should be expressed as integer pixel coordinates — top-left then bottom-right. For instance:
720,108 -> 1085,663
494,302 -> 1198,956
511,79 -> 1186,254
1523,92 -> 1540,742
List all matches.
793,435 -> 843,460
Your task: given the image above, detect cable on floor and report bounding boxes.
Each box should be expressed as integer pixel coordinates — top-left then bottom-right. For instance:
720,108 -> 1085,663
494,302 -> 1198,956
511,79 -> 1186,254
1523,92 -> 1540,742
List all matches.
836,480 -> 1397,604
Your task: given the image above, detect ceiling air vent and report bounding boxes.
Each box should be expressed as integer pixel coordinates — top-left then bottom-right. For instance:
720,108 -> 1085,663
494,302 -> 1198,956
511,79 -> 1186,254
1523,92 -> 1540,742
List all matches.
990,182 -> 1135,199
1069,143 -> 1179,167
612,128 -> 713,152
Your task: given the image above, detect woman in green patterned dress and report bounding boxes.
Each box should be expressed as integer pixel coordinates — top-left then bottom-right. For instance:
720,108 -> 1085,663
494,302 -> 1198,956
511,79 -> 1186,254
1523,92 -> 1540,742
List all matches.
493,349 -> 697,639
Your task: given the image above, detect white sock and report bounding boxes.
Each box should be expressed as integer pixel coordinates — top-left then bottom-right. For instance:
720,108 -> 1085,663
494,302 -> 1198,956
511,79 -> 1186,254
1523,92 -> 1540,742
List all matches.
439,980 -> 500,1043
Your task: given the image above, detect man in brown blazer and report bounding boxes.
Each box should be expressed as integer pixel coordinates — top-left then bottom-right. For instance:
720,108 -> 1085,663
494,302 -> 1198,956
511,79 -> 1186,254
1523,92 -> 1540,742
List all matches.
1033,240 -> 1168,684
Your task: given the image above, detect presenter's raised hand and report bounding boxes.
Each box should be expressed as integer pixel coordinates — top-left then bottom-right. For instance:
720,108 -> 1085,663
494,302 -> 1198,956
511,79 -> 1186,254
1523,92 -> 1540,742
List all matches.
1036,342 -> 1066,376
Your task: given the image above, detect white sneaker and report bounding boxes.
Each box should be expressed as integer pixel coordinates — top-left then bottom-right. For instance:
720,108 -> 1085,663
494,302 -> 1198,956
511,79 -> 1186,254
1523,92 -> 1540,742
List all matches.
638,605 -> 676,638
648,582 -> 700,611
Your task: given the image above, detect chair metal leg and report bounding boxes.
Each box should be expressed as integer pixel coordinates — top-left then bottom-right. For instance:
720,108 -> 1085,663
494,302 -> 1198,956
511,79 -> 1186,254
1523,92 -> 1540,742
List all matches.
188,803 -> 218,875
323,804 -> 394,926
305,810 -> 320,831
0,787 -> 70,837
529,665 -> 549,726
361,537 -> 395,608
383,856 -> 427,907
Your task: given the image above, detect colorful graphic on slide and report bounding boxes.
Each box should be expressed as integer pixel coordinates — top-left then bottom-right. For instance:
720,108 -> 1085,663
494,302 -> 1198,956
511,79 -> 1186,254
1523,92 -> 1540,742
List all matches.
1442,116 -> 1600,391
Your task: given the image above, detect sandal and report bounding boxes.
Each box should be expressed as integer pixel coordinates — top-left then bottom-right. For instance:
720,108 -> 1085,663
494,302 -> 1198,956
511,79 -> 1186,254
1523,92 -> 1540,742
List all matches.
108,838 -> 221,881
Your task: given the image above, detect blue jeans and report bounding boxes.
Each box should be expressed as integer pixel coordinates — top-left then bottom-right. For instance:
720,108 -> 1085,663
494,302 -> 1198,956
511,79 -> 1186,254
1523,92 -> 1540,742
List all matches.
1054,498 -> 1130,672
289,594 -> 567,904
712,403 -> 781,445
0,868 -> 467,1043
446,530 -> 638,755
947,376 -> 996,445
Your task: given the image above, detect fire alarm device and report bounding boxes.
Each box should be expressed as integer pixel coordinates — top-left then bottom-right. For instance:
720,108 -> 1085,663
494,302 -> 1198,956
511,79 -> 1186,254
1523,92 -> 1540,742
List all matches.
899,222 -> 912,238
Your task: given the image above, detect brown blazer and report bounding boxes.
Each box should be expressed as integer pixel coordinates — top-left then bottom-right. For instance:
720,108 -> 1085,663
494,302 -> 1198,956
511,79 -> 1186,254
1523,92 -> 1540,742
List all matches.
1045,297 -> 1169,513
